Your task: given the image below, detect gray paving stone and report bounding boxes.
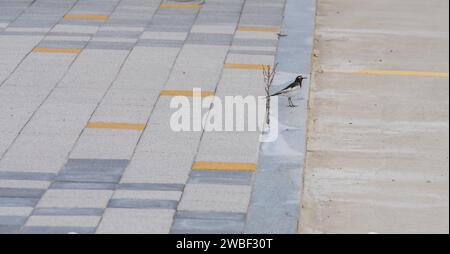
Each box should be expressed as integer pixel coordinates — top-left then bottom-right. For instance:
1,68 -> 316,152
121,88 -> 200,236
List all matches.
55,173 -> 121,184
176,210 -> 247,221
0,197 -> 39,207
0,225 -> 21,234
117,183 -> 184,192
33,208 -> 104,216
186,33 -> 233,46
137,39 -> 184,48
233,38 -> 278,47
50,182 -> 116,190
37,189 -> 113,209
96,208 -> 175,234
0,215 -> 27,226
26,215 -> 100,227
189,171 -> 254,186
0,188 -> 45,198
63,159 -> 130,170
0,172 -> 55,181
178,184 -> 252,213
86,41 -> 135,50
108,199 -> 178,209
21,226 -> 96,234
171,210 -> 246,234
37,40 -> 87,49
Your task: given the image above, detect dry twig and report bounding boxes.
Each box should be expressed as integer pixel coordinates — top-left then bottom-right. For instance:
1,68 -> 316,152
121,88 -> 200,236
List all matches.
262,63 -> 278,127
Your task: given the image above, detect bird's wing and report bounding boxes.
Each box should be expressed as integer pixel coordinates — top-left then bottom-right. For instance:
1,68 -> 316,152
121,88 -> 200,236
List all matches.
270,81 -> 297,96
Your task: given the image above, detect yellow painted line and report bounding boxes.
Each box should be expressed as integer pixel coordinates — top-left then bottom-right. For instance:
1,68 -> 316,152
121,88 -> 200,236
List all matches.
237,26 -> 280,33
86,122 -> 146,131
224,63 -> 271,70
160,4 -> 202,9
33,48 -> 82,54
64,14 -> 109,21
352,70 -> 449,78
192,162 -> 257,172
160,90 -> 215,97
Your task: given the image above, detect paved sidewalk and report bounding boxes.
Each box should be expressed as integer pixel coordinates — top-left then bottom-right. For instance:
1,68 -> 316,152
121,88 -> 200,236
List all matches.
300,0 -> 449,233
0,0 -> 287,234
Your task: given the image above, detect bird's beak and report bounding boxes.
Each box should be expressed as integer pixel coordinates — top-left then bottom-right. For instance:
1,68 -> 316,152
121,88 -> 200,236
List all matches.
304,77 -> 308,80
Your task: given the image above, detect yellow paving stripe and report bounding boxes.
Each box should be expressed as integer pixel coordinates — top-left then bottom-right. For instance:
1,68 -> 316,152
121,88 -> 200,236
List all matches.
224,63 -> 271,70
86,122 -> 146,131
352,70 -> 449,78
64,14 -> 109,21
192,162 -> 257,171
237,26 -> 280,33
33,48 -> 82,54
160,4 -> 202,9
160,90 -> 215,97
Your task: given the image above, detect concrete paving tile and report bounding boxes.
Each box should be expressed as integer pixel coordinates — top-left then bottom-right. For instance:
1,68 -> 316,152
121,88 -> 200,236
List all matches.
26,215 -> 101,227
90,104 -> 152,124
0,207 -> 33,217
196,131 -> 261,164
136,39 -> 184,48
112,46 -> 180,90
148,96 -> 212,128
86,41 -> 135,51
52,24 -> 99,34
70,129 -> 141,160
165,45 -> 229,90
59,49 -> 129,88
0,215 -> 27,226
97,208 -> 175,234
55,173 -> 121,184
0,180 -> 50,189
117,183 -> 184,192
101,88 -> 159,107
46,87 -> 105,105
0,86 -> 49,105
178,184 -> 252,213
171,211 -> 245,234
0,134 -> 79,173
21,226 -> 96,234
226,53 -> 275,65
233,38 -> 278,47
140,31 -> 187,40
37,189 -> 113,208
0,225 -> 21,234
186,33 -> 233,46
113,190 -> 182,201
108,199 -> 178,209
0,197 -> 39,207
0,133 -> 15,156
32,208 -> 104,216
230,45 -> 277,52
0,172 -> 55,181
22,102 -> 96,135
136,123 -> 202,155
189,170 -> 254,186
235,30 -> 278,40
0,188 -> 45,198
120,151 -> 194,185
50,182 -> 116,190
191,25 -> 236,34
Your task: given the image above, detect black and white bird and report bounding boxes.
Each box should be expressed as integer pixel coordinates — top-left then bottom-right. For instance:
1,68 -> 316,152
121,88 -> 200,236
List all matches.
270,75 -> 307,107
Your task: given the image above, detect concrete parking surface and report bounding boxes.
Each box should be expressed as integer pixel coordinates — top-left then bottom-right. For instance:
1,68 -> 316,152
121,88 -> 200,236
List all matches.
300,0 -> 449,233
0,0 -> 287,234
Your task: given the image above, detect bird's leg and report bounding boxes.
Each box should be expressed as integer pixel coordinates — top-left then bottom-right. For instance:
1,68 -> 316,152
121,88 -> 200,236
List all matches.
288,97 -> 297,107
